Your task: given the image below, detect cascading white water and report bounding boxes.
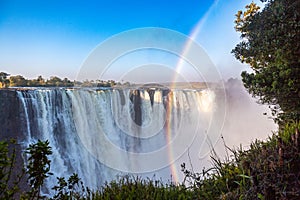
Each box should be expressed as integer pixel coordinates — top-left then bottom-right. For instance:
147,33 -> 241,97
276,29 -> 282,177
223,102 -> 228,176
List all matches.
16,87 -> 218,194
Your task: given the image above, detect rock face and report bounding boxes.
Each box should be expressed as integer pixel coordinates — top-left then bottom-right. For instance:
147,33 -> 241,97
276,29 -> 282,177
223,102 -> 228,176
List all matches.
129,89 -> 142,126
0,89 -> 20,139
0,89 -> 29,193
129,88 -> 171,126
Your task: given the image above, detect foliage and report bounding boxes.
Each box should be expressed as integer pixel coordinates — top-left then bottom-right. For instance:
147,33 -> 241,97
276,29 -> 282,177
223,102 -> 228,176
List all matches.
90,175 -> 193,200
181,122 -> 300,199
0,139 -> 87,199
0,139 -> 24,200
181,149 -> 250,199
24,140 -> 53,199
0,72 -> 9,81
0,72 -> 10,88
45,76 -> 73,87
232,0 -> 300,123
51,173 -> 88,200
8,75 -> 75,87
0,71 -> 119,88
235,122 -> 300,199
9,75 -> 28,87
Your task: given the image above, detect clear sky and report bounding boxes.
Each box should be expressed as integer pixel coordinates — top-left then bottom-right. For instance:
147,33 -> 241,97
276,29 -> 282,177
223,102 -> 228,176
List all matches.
0,0 -> 262,82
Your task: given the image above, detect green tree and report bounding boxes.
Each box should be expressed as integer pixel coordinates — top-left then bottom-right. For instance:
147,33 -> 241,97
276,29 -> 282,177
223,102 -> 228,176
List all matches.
47,76 -> 63,87
28,75 -> 45,87
62,77 -> 73,87
232,0 -> 300,123
36,75 -> 45,84
9,75 -> 28,87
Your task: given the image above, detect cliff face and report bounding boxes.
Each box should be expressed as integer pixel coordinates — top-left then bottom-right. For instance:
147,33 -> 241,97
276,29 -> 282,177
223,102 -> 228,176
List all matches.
0,89 -> 21,139
0,89 -> 29,193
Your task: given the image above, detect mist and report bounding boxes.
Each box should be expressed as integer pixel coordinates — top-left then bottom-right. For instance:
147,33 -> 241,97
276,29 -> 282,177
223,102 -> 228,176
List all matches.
173,78 -> 277,181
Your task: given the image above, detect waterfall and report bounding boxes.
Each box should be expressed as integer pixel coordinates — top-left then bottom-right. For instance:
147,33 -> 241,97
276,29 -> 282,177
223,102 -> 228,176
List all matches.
16,87 -> 218,194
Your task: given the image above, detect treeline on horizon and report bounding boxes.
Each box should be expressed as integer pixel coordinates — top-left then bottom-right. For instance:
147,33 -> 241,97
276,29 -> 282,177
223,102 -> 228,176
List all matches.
0,72 -> 118,88
0,71 -> 243,89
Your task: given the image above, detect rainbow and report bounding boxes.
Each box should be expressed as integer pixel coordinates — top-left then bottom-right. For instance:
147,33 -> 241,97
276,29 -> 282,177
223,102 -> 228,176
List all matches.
166,0 -> 219,183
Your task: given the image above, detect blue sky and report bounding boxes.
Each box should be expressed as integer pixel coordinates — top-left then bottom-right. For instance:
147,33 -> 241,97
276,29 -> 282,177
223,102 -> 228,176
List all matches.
0,0 -> 262,82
